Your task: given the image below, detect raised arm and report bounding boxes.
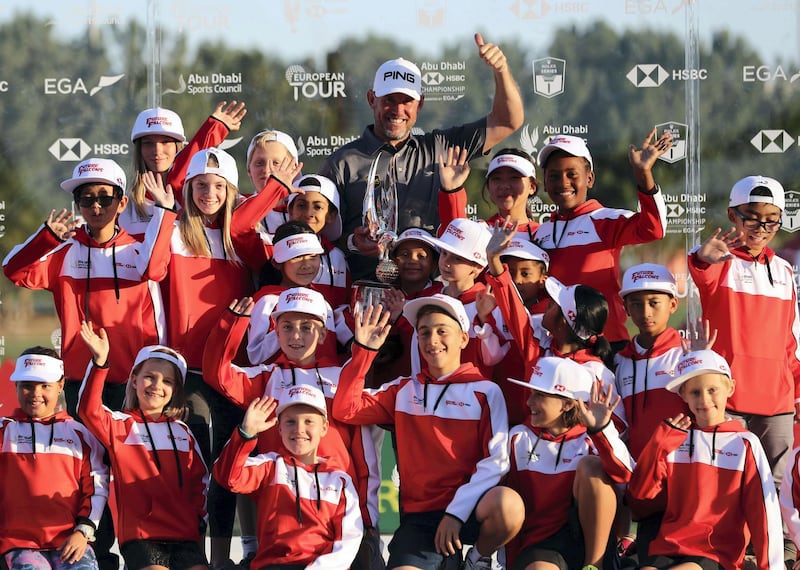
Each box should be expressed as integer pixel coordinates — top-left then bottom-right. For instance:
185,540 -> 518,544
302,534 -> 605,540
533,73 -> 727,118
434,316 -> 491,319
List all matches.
477,33 -> 524,151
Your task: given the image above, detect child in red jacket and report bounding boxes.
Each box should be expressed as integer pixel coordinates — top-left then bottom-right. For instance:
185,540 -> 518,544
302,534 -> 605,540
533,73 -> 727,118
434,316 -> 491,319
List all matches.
78,323 -> 209,570
213,386 -> 363,570
629,349 -> 783,569
1,347 -> 109,570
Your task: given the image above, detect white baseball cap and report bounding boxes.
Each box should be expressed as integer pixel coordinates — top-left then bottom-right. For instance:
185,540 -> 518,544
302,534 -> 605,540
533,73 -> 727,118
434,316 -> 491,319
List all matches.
507,356 -> 593,401
10,354 -> 64,383
403,293 -> 470,333
272,232 -> 324,264
619,263 -> 677,299
544,276 -> 594,340
60,158 -> 127,193
246,129 -> 299,163
132,345 -> 188,385
503,238 -> 550,270
373,58 -> 422,100
391,227 -> 440,254
487,152 -> 536,178
665,349 -> 732,393
276,384 -> 328,418
287,174 -> 343,241
185,147 -> 239,188
729,175 -> 785,211
131,107 -> 186,142
429,218 -> 492,268
271,287 -> 329,324
538,134 -> 593,171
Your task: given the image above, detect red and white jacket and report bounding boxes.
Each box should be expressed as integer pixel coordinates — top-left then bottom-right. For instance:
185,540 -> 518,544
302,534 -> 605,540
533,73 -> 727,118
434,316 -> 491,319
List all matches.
613,328 -> 688,460
119,116 -> 233,239
158,221 -> 254,369
628,420 -> 784,569
780,446 -> 800,549
213,431 -> 362,570
334,344 -> 510,521
689,247 -> 800,415
78,363 -> 209,545
230,177 -> 352,309
532,194 -> 667,343
504,421 -> 633,565
2,207 -> 175,383
203,309 -> 380,526
400,281 -> 508,380
437,187 -> 540,239
0,409 -> 109,554
485,270 -> 627,431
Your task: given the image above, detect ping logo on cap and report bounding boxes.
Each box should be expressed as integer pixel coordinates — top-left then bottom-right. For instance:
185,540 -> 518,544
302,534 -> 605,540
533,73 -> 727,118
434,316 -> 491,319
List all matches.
384,70 -> 417,84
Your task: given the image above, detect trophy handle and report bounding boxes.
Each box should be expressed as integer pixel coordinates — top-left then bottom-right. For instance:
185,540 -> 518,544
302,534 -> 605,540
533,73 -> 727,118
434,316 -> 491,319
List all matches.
363,153 -> 383,241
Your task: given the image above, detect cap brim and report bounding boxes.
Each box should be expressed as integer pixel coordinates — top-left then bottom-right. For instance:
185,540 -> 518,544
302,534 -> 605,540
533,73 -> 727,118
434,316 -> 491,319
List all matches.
373,87 -> 421,100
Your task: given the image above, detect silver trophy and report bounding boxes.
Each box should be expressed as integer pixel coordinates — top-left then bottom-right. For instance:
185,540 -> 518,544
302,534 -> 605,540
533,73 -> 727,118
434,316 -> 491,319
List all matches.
363,153 -> 399,283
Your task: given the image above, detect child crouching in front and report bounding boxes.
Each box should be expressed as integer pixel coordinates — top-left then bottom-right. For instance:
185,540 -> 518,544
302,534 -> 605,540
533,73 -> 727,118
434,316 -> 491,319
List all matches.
0,348 -> 109,570
504,357 -> 633,570
213,386 -> 363,569
78,322 -> 209,570
628,349 -> 783,569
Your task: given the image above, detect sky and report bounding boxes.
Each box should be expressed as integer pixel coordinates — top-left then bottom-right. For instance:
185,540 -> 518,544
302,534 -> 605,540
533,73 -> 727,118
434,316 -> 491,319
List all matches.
1,0 -> 798,65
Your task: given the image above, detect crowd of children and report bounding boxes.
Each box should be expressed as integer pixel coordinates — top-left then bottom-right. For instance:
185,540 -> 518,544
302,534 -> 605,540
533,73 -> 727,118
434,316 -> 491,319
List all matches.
3,81 -> 800,570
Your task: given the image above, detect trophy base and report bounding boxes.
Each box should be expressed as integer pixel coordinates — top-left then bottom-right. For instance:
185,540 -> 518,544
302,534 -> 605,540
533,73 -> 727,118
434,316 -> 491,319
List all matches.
351,280 -> 396,317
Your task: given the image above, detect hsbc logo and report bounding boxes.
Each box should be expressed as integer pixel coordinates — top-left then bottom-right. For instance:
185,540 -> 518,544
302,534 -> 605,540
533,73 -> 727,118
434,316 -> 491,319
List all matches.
49,138 -> 91,161
750,130 -> 795,153
627,65 -> 707,88
423,72 -> 444,86
49,139 -> 129,161
627,64 -> 669,87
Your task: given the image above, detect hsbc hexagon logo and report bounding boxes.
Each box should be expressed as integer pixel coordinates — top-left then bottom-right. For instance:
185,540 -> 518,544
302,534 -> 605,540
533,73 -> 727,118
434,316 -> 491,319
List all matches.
49,138 -> 91,161
422,71 -> 444,86
750,130 -> 794,153
627,64 -> 669,87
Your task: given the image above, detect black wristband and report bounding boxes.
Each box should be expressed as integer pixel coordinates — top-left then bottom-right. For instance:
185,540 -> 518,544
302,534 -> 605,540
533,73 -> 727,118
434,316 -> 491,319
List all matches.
637,183 -> 661,195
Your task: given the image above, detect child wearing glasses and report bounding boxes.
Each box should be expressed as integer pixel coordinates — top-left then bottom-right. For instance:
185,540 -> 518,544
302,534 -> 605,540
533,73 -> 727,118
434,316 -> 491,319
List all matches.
688,175 -> 800,489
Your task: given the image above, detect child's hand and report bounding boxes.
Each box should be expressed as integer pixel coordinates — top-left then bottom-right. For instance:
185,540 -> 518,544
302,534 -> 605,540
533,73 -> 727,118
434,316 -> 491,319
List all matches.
475,285 -> 497,324
46,208 -> 79,240
211,100 -> 247,131
666,412 -> 692,431
354,303 -> 392,350
435,513 -> 464,556
80,321 -> 109,367
628,127 -> 674,172
577,379 -> 620,432
241,396 -> 278,435
681,319 -> 718,352
229,297 -> 254,317
695,228 -> 745,264
265,155 -> 304,191
59,530 -> 89,564
382,288 -> 406,324
486,217 -> 518,276
143,171 -> 175,210
437,146 -> 470,191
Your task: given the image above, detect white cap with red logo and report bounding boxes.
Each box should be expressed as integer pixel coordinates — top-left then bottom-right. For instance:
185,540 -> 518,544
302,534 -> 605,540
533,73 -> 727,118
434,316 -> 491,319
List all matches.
507,356 -> 593,401
131,107 -> 186,142
619,263 -> 677,299
665,350 -> 732,393
271,287 -> 329,324
276,384 -> 328,418
60,158 -> 127,193
428,218 -> 492,267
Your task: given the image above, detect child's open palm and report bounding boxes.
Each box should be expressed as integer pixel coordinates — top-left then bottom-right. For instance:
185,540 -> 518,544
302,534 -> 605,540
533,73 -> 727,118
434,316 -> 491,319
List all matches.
628,127 -> 674,171
211,100 -> 247,131
46,209 -> 80,241
80,321 -> 109,367
437,146 -> 471,191
696,228 -> 745,264
142,171 -> 175,209
241,396 -> 278,436
354,303 -> 392,350
486,217 -> 518,276
576,379 -> 620,432
265,155 -> 304,192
